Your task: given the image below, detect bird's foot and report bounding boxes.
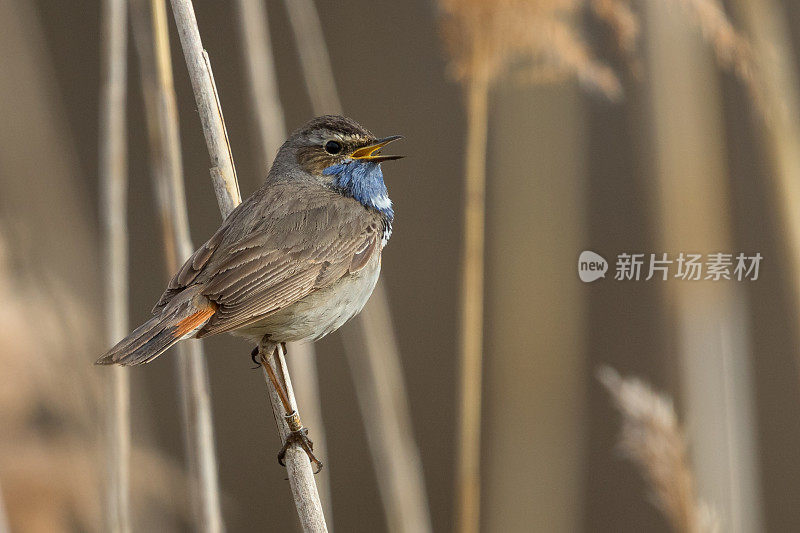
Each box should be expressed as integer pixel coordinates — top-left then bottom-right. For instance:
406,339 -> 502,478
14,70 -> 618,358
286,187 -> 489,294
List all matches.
278,421 -> 323,474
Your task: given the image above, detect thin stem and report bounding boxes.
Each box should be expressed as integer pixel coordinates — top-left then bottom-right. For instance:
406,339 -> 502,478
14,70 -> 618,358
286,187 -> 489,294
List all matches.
281,0 -> 342,114
284,344 -> 332,520
235,0 -> 334,523
99,0 -> 131,530
169,0 -> 326,527
732,0 -> 800,378
341,285 -> 433,533
235,0 -> 285,162
261,343 -> 328,533
169,0 -> 240,219
0,480 -> 9,533
455,74 -> 489,533
283,2 -> 432,531
642,1 -> 763,528
130,1 -> 224,530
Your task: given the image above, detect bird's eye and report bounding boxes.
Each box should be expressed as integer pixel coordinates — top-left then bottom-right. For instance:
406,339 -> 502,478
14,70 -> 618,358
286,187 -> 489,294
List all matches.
324,140 -> 342,155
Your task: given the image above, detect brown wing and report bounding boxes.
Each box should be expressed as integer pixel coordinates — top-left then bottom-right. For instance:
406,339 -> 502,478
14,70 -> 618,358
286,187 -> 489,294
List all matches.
153,182 -> 383,337
152,227 -> 226,313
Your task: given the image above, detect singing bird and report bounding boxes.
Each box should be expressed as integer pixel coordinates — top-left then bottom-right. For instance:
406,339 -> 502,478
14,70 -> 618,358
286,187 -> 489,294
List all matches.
97,115 -> 402,466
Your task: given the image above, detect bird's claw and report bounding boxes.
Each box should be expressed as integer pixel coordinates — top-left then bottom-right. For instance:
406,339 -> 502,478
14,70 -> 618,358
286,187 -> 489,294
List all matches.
250,346 -> 261,369
278,427 -> 323,474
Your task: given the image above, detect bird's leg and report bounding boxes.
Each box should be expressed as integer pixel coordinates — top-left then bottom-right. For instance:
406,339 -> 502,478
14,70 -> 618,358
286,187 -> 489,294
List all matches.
258,342 -> 323,473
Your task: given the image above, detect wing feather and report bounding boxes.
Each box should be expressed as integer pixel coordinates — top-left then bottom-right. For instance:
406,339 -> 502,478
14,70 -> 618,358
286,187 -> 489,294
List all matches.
170,185 -> 385,337
152,183 -> 384,336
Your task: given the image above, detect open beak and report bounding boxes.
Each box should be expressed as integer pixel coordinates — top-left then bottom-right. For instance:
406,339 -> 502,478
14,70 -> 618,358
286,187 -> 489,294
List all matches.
351,135 -> 404,162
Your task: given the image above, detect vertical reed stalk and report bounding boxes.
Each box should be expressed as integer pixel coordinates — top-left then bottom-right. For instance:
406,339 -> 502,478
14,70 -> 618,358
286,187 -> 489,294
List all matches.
455,73 -> 489,533
284,343 -> 331,523
0,480 -> 9,533
281,0 -> 341,114
131,0 -> 224,530
261,343 -> 328,533
99,0 -> 131,530
283,2 -> 432,531
642,1 -> 763,528
340,288 -> 432,533
235,0 -> 334,523
169,0 -> 241,218
732,0 -> 800,377
168,0 -> 326,526
235,0 -> 285,168
482,84 -> 587,531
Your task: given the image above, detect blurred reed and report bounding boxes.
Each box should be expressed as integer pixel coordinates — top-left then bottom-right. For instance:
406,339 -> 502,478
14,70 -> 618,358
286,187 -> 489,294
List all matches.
130,0 -> 224,530
600,367 -> 720,533
436,0 -> 764,530
437,2 -> 619,531
0,1 -> 190,530
235,0 -> 334,522
0,243 -> 103,531
672,0 -> 763,112
0,480 -> 7,533
0,3 -> 107,528
282,2 -> 433,532
168,0 -> 326,528
482,84 -> 588,530
641,1 -> 763,528
281,0 -> 342,116
733,0 -> 800,376
98,0 -> 131,529
235,0 -> 285,172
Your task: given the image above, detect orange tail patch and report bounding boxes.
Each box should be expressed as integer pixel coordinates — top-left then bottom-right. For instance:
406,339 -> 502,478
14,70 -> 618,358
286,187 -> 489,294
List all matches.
174,304 -> 216,338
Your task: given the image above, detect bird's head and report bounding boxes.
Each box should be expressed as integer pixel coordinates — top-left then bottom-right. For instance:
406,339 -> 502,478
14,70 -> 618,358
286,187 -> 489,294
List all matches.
289,115 -> 403,176
276,115 -> 403,220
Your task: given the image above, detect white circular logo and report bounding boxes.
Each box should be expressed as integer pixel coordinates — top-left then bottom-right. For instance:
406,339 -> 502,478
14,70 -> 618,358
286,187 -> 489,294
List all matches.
578,251 -> 608,282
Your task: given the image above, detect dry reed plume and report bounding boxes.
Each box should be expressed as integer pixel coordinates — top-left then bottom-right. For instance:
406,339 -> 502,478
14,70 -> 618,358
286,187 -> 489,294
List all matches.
439,0 -> 759,97
439,0 -> 621,97
599,367 -> 719,533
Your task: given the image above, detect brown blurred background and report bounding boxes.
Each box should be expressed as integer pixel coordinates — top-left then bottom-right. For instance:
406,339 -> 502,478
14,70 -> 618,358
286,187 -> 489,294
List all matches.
3,0 -> 800,531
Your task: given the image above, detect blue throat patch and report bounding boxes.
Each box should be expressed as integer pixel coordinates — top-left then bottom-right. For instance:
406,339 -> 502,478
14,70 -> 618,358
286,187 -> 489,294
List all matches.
323,160 -> 394,224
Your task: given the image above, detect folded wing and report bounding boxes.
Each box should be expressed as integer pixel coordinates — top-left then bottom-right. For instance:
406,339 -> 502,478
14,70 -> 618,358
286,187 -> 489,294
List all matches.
153,185 -> 384,338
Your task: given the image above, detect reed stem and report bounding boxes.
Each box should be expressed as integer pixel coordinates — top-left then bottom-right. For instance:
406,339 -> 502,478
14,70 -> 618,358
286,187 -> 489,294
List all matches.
732,0 -> 800,379
169,1 -> 326,526
99,0 -> 131,529
130,2 -> 226,530
235,0 -> 334,523
283,2 -> 432,531
0,480 -> 8,533
261,343 -> 328,533
455,73 -> 489,533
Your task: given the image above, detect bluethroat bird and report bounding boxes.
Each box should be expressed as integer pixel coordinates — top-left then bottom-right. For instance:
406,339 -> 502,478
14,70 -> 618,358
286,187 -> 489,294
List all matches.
97,115 -> 403,470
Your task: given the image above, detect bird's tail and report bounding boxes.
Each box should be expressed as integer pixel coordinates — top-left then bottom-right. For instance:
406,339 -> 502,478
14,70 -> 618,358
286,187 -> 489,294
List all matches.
96,291 -> 216,366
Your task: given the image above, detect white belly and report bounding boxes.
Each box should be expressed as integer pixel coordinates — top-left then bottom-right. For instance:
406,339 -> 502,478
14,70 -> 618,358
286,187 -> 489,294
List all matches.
232,253 -> 381,343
